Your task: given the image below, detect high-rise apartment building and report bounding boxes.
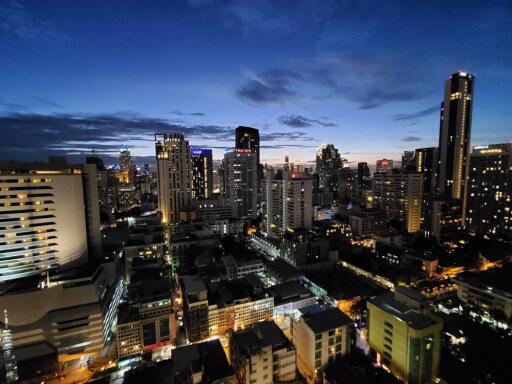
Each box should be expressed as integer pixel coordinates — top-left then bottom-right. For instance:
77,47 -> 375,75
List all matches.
414,147 -> 439,196
372,170 -> 423,233
437,72 -> 474,205
316,144 -> 343,194
367,287 -> 442,384
119,146 -> 135,183
155,133 -> 192,225
223,148 -> 258,221
466,143 -> 512,236
401,151 -> 415,171
357,162 -> 371,189
190,147 -> 213,200
264,168 -> 313,238
0,161 -> 101,281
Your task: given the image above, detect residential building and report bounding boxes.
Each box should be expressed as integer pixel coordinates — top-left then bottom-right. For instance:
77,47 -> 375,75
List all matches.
230,320 -> 296,384
292,307 -> 353,384
376,159 -> 394,173
367,287 -> 442,384
281,229 -> 332,267
190,147 -> 214,200
181,275 -> 209,342
466,143 -> 512,236
401,151 -> 415,171
349,208 -> 386,239
372,170 -> 423,233
223,149 -> 258,221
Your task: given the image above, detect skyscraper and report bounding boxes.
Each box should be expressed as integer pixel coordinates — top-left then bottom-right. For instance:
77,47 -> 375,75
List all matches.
466,143 -> 512,236
414,147 -> 439,195
190,147 -> 213,200
155,133 -> 192,225
316,144 -> 343,202
235,126 -> 260,165
119,146 -> 135,183
437,72 -> 474,203
223,148 -> 258,221
357,162 -> 370,186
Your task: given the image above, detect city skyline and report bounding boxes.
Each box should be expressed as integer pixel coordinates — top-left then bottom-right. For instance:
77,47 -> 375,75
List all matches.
1,1 -> 512,165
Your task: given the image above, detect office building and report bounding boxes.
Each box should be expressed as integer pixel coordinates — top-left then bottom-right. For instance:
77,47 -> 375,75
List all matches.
292,307 -> 353,384
190,147 -> 214,200
376,159 -> 394,173
264,168 -> 314,238
372,170 -> 423,233
437,72 -> 474,218
0,161 -> 102,281
414,147 -> 438,196
230,320 -> 296,384
367,287 -> 442,384
155,133 -> 192,225
466,143 -> 512,236
357,162 -> 371,191
223,148 -> 258,221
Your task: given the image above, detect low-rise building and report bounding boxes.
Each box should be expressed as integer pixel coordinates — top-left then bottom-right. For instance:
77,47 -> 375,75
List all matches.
292,307 -> 353,384
116,278 -> 176,359
349,208 -> 386,239
367,287 -> 442,384
181,275 -> 209,342
230,320 -> 296,384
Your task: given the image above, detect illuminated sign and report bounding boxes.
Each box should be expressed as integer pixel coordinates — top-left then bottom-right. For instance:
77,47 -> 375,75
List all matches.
190,147 -> 212,156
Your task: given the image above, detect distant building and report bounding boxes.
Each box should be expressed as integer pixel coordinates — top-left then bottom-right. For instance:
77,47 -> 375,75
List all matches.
190,147 -> 214,200
466,143 -> 512,237
264,168 -> 314,238
292,307 -> 353,384
367,287 -> 442,384
236,126 -> 260,166
155,133 -> 192,225
401,151 -> 415,171
316,144 -> 343,203
349,207 -> 387,239
376,159 -> 394,173
372,170 -> 423,233
119,146 -> 135,183
223,148 -> 258,221
230,320 -> 296,384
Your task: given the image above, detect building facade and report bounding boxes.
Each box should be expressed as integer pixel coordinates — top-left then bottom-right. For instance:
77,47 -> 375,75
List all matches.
190,147 -> 214,200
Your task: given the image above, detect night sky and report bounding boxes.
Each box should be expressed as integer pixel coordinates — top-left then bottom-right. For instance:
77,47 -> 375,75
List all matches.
1,0 -> 511,166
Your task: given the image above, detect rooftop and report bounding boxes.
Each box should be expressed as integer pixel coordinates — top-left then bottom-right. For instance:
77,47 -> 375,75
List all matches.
303,307 -> 353,334
369,292 -> 440,330
232,320 -> 292,356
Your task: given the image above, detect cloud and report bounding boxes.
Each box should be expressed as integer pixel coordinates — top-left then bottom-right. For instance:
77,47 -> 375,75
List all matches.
0,112 -> 317,162
237,69 -> 300,105
401,136 -> 422,142
0,0 -> 68,43
237,55 -> 433,109
391,106 -> 438,122
172,110 -> 206,116
278,114 -> 337,127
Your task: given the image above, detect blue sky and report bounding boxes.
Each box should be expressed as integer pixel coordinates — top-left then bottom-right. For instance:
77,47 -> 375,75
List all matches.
1,0 -> 511,166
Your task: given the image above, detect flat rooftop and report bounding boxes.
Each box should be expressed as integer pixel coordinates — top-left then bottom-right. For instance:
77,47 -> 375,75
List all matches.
303,307 -> 353,334
232,320 -> 291,356
369,292 -> 440,330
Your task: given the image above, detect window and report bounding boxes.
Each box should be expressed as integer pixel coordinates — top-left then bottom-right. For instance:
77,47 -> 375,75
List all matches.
328,330 -> 335,337
384,321 -> 393,329
335,344 -> 341,353
315,333 -> 322,341
336,335 -> 342,343
315,359 -> 322,369
315,341 -> 322,350
384,336 -> 392,344
315,351 -> 321,360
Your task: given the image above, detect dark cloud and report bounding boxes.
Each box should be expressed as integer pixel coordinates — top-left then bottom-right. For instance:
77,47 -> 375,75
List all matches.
0,112 -> 317,162
278,114 -> 337,127
237,56 -> 432,109
391,106 -> 438,122
401,136 -> 422,142
0,0 -> 68,43
172,110 -> 206,116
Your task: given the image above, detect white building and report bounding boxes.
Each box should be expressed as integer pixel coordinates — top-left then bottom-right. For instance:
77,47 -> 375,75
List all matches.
292,307 -> 353,384
230,320 -> 296,384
